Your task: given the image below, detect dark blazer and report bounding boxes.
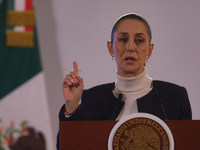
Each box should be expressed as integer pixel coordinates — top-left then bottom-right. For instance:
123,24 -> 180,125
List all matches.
59,80 -> 192,121
57,80 -> 192,149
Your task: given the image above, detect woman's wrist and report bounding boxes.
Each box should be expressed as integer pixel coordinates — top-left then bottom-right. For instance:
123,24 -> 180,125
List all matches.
65,100 -> 79,113
64,108 -> 75,118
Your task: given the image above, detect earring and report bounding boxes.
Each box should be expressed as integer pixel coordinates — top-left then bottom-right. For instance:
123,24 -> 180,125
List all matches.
146,57 -> 149,62
112,55 -> 114,60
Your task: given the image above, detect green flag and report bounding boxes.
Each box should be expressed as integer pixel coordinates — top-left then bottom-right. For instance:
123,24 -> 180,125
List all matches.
0,0 -> 41,99
0,0 -> 54,149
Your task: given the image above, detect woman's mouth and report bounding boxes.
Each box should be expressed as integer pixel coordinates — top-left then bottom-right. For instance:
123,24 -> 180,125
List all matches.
124,57 -> 137,62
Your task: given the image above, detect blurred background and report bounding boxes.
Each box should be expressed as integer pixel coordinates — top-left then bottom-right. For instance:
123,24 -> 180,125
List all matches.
1,0 -> 200,149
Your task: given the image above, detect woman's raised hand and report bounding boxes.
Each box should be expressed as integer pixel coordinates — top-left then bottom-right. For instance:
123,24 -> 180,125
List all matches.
62,61 -> 84,113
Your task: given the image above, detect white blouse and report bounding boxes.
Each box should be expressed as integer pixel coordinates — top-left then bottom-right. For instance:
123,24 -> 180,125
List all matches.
113,67 -> 153,120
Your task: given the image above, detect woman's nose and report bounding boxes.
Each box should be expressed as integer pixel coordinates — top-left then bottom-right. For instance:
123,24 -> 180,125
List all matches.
126,40 -> 136,52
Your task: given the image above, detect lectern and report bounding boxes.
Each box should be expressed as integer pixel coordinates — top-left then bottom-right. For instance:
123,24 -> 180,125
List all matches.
60,120 -> 200,150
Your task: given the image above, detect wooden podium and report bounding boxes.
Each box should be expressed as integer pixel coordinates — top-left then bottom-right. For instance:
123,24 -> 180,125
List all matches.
60,120 -> 200,150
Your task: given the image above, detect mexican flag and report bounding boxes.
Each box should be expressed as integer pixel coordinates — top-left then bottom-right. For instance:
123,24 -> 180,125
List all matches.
0,0 -> 54,149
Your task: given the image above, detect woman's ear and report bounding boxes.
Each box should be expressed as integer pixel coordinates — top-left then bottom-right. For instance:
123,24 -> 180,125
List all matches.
147,43 -> 154,59
107,41 -> 114,57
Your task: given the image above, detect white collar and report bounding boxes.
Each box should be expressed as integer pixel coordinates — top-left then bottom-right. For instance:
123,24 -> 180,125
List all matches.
114,67 -> 152,94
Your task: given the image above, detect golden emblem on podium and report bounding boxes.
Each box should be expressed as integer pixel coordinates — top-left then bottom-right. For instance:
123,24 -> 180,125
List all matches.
108,113 -> 174,150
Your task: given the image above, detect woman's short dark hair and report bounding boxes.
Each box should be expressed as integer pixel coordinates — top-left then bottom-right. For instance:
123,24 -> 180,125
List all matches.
111,13 -> 152,44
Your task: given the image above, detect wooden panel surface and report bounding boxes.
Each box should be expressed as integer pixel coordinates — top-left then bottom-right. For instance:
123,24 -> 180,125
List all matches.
60,120 -> 200,150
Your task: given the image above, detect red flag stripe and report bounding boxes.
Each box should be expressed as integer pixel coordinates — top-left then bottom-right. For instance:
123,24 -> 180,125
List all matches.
25,0 -> 33,31
25,0 -> 33,10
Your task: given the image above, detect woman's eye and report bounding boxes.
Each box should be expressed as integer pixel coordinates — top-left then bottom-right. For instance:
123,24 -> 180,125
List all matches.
119,38 -> 128,42
135,39 -> 143,44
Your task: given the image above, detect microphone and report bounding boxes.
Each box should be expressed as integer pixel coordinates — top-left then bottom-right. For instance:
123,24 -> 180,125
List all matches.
154,92 -> 168,120
111,93 -> 123,120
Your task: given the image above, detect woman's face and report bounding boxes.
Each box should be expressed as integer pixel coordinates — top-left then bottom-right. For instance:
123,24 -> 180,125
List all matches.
107,19 -> 154,78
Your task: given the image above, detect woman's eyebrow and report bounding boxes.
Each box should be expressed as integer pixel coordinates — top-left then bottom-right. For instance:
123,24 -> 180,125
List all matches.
118,32 -> 128,36
135,33 -> 145,36
118,32 -> 146,36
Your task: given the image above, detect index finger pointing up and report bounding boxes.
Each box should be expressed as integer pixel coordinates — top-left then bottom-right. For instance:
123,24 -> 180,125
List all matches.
73,61 -> 79,75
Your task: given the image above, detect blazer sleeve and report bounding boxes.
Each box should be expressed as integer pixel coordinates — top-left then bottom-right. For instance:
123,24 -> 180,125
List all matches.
179,87 -> 192,120
59,104 -> 83,121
